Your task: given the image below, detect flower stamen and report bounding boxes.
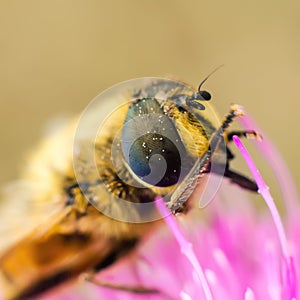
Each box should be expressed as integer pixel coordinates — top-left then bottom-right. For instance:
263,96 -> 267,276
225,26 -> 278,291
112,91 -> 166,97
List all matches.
232,135 -> 297,299
244,287 -> 255,300
238,110 -> 299,216
155,196 -> 214,300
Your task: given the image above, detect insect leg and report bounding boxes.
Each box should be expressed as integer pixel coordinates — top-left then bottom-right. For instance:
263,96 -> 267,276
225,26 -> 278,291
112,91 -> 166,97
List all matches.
208,104 -> 244,153
227,130 -> 261,142
226,131 -> 261,162
204,158 -> 258,191
82,273 -> 160,294
224,168 -> 258,191
206,105 -> 258,191
220,104 -> 244,131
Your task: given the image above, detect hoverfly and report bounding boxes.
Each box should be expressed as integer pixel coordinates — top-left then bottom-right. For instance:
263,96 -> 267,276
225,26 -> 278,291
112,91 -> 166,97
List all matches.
0,77 -> 258,299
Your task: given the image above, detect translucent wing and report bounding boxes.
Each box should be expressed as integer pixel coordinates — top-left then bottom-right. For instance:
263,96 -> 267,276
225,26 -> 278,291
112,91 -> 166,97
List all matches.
0,118 -> 76,252
0,180 -> 64,252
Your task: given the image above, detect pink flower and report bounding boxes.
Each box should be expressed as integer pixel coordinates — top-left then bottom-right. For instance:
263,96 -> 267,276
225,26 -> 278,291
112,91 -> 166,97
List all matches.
39,113 -> 299,300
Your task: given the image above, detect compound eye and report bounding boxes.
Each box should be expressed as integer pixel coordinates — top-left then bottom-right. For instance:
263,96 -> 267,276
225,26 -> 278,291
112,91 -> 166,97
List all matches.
122,98 -> 186,188
199,90 -> 211,100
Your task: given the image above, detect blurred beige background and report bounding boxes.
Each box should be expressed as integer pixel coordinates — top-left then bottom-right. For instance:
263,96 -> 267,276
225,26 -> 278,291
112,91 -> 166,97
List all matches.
0,1 -> 299,202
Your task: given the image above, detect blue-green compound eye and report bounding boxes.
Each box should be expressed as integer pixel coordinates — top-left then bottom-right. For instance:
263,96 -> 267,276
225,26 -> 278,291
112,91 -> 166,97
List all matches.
128,133 -> 181,187
122,98 -> 188,187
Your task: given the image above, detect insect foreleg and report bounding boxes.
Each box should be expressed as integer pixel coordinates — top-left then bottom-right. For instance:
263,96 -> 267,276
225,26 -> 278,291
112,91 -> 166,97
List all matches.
82,272 -> 160,295
227,130 -> 261,142
204,105 -> 259,192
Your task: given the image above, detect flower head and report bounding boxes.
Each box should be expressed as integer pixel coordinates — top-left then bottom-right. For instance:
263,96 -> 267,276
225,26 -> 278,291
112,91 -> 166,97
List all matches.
40,113 -> 300,300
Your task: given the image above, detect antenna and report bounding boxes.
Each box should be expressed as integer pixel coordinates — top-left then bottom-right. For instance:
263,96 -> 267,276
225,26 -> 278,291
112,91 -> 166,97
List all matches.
198,64 -> 224,93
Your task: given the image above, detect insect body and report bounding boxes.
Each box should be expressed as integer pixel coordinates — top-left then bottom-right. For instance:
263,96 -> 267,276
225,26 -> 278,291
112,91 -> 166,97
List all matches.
0,78 -> 257,299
